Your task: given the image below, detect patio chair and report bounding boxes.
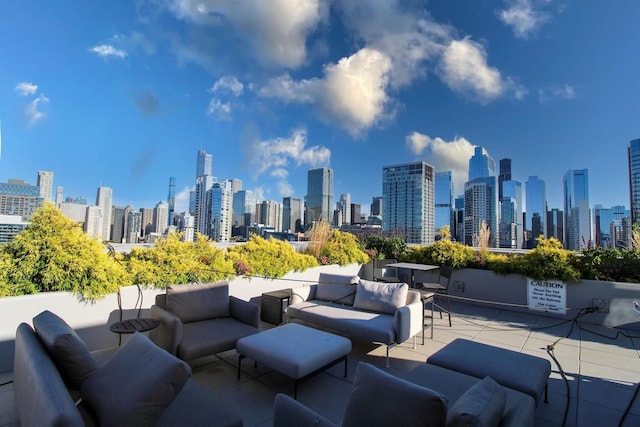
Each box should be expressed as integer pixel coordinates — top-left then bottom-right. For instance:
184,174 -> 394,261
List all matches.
415,265 -> 453,327
372,258 -> 399,283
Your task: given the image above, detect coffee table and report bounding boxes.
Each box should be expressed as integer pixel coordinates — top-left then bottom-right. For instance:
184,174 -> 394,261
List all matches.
236,323 -> 352,399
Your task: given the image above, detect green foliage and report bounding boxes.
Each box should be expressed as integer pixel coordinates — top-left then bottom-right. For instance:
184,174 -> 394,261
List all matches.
364,235 -> 408,259
319,229 -> 369,266
573,248 -> 640,283
126,233 -> 233,288
227,234 -> 318,278
403,240 -> 475,268
0,202 -> 127,300
510,237 -> 581,282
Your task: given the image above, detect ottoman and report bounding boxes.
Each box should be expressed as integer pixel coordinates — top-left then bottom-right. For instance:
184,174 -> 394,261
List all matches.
427,338 -> 551,404
236,323 -> 352,398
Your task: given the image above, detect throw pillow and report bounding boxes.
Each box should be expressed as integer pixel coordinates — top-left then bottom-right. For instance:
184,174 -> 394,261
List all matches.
342,362 -> 448,427
81,332 -> 192,427
166,281 -> 230,323
315,274 -> 359,305
446,376 -> 506,427
352,279 -> 408,314
32,310 -> 99,390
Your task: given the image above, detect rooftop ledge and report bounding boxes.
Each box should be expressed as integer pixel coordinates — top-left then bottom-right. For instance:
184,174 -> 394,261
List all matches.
1,264 -> 640,426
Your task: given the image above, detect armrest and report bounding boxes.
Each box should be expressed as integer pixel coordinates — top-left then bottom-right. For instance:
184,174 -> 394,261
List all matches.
393,299 -> 423,343
229,296 -> 260,328
289,285 -> 317,305
149,305 -> 183,356
273,393 -> 337,427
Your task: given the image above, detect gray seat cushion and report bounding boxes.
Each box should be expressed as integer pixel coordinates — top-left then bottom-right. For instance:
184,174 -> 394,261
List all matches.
287,301 -> 396,344
446,376 -> 506,427
178,317 -> 259,361
427,338 -> 551,403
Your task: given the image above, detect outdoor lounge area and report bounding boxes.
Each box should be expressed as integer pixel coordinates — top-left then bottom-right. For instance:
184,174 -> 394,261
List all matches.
1,266 -> 640,426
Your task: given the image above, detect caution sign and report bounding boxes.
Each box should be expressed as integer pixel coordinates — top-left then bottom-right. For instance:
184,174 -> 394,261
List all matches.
527,278 -> 567,314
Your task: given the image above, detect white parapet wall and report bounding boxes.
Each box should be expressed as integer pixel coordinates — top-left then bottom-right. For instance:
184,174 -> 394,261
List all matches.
0,263 -> 362,374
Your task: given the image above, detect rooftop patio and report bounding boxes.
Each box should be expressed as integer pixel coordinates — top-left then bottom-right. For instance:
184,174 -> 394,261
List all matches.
2,295 -> 640,427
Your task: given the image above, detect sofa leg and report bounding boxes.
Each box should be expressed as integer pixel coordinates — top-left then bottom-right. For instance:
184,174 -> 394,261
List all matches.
386,346 -> 390,368
413,335 -> 416,350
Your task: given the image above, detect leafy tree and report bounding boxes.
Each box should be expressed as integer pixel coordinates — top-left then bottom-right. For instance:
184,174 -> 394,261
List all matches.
364,235 -> 408,259
1,202 -> 128,300
126,232 -> 233,288
511,236 -> 581,282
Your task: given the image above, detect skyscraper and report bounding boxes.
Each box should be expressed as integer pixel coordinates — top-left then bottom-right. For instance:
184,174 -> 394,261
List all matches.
257,200 -> 283,231
305,168 -> 333,227
126,208 -> 141,243
564,169 -> 592,250
233,190 -> 257,226
111,206 -> 127,243
499,180 -> 523,249
498,158 -> 511,201
546,209 -> 564,245
350,203 -> 362,224
337,193 -> 351,226
435,171 -> 453,237
196,150 -> 213,178
382,161 -> 435,245
194,175 -> 214,234
154,201 -> 169,234
84,205 -> 104,240
209,180 -> 233,242
282,197 -> 302,232
464,176 -> 499,247
96,186 -> 113,241
525,176 -> 547,248
468,146 -> 495,181
167,177 -> 176,226
370,196 -> 383,217
37,171 -> 53,202
628,139 -> 640,226
593,205 -> 629,248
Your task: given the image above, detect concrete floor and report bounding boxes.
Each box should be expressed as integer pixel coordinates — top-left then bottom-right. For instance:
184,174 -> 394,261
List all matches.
2,301 -> 640,426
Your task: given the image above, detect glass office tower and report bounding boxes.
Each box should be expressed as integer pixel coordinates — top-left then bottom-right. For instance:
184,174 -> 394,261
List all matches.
525,176 -> 547,248
628,139 -> 640,226
435,171 -> 453,237
382,161 -> 435,245
564,169 -> 592,250
305,168 -> 334,227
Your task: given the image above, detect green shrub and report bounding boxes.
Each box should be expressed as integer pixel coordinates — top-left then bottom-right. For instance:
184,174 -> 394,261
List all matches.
320,230 -> 369,266
511,237 -> 581,282
364,236 -> 408,259
403,240 -> 474,268
574,248 -> 640,283
126,233 -> 233,288
228,234 -> 318,278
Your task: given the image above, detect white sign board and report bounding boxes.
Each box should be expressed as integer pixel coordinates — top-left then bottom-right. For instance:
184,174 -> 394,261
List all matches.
527,278 -> 567,314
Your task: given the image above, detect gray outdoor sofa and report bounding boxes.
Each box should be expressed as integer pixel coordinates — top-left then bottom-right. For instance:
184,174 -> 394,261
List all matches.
285,273 -> 423,367
14,310 -> 243,427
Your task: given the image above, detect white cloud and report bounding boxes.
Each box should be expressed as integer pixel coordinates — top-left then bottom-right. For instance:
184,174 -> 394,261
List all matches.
90,44 -> 127,59
539,84 -> 575,103
259,48 -> 393,137
405,132 -> 475,194
206,99 -> 232,121
25,93 -> 50,125
169,0 -> 327,68
210,75 -> 244,96
497,0 -> 550,39
174,186 -> 193,213
14,82 -> 38,96
246,128 -> 330,197
438,37 -> 525,103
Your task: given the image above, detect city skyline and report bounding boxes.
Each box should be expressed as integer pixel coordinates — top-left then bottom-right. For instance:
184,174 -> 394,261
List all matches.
1,2 -> 639,213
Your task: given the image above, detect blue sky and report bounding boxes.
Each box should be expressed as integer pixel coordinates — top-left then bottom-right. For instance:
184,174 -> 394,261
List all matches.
1,1 -> 639,215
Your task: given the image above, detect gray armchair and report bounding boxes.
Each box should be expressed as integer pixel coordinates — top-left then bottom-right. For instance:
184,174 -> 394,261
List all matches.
150,281 -> 260,362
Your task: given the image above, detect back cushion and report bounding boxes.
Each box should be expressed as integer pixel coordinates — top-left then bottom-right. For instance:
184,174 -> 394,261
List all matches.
342,362 -> 448,427
314,273 -> 360,305
82,332 -> 191,427
33,310 -> 99,390
353,279 -> 408,314
166,282 -> 230,323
